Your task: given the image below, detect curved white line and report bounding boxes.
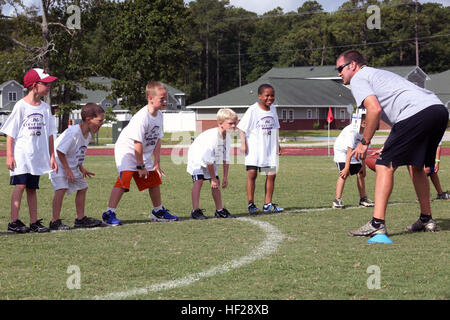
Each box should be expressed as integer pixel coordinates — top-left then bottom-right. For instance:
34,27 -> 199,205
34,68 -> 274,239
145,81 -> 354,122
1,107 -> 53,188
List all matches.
92,217 -> 284,300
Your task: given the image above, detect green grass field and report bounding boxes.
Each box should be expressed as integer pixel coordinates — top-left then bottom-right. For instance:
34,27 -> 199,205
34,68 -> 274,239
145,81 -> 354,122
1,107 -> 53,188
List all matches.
0,154 -> 448,300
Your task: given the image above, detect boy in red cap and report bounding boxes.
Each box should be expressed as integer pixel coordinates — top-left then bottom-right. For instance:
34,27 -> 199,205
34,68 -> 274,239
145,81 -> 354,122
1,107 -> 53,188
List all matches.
0,68 -> 58,233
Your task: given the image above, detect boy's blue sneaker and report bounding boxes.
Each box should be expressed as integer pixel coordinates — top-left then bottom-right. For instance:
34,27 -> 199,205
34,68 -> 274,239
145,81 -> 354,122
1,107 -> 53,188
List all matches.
102,210 -> 122,226
248,203 -> 260,214
263,203 -> 284,213
151,207 -> 178,222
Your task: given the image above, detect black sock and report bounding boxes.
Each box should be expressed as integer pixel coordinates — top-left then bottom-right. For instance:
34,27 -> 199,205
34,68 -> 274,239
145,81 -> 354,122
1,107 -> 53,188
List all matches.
420,214 -> 432,222
371,217 -> 385,228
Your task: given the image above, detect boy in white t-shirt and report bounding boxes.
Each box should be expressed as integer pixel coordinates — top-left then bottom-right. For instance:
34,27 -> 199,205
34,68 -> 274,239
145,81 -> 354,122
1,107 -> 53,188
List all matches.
49,103 -> 105,231
101,81 -> 178,225
333,111 -> 374,209
0,68 -> 58,233
237,84 -> 283,214
187,108 -> 237,220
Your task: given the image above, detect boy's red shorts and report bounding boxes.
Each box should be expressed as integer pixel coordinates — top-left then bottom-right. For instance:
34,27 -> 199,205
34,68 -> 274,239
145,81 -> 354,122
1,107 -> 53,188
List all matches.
114,170 -> 162,192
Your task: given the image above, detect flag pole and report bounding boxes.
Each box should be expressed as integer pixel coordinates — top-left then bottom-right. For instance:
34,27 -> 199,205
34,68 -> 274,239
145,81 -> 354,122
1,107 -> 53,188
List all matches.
328,120 -> 330,156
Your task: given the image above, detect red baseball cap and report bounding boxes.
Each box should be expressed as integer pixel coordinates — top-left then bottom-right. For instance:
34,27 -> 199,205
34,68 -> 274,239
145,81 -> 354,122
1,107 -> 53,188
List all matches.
23,68 -> 58,88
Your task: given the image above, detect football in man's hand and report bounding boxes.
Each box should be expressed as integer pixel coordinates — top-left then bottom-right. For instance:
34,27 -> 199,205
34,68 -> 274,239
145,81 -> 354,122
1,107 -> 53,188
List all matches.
365,154 -> 378,172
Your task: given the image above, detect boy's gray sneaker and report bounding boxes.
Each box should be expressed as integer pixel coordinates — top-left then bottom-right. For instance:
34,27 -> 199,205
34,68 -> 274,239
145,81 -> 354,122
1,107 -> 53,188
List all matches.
436,191 -> 450,200
215,208 -> 235,218
405,218 -> 437,232
359,197 -> 375,207
248,203 -> 260,214
348,220 -> 387,237
332,198 -> 344,209
263,203 -> 283,213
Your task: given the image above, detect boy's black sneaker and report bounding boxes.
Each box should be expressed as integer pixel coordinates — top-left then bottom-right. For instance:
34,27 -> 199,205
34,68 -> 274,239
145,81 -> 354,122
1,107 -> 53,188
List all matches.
7,219 -> 30,233
29,219 -> 50,233
215,208 -> 235,218
191,209 -> 208,220
49,219 -> 70,231
74,216 -> 102,228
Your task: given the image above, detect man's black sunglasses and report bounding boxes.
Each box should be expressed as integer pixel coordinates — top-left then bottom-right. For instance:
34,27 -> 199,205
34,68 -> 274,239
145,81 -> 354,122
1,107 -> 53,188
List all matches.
336,62 -> 351,73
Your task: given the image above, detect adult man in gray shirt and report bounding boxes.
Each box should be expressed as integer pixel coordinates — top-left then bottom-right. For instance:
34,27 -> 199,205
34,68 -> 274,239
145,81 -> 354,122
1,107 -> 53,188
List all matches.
336,50 -> 448,237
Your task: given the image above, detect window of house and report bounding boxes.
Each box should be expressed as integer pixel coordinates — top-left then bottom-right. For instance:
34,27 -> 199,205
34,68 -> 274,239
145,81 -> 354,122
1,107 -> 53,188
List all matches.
281,109 -> 287,122
306,109 -> 312,119
340,109 -> 346,120
288,109 -> 294,122
8,92 -> 17,102
104,103 -> 111,109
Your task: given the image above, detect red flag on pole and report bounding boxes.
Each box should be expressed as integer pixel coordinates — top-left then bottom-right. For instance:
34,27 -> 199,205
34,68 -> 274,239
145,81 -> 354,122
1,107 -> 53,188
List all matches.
327,106 -> 334,123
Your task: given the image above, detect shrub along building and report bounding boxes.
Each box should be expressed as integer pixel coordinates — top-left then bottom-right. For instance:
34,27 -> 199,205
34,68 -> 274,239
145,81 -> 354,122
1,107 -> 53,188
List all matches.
186,65 -> 438,131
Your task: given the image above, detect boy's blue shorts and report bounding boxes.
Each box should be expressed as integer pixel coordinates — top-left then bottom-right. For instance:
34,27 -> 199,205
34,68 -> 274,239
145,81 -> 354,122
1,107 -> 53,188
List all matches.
10,174 -> 40,189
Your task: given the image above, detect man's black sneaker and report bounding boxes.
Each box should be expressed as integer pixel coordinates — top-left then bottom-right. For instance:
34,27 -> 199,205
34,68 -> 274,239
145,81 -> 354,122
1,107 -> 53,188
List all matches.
74,216 -> 103,228
215,208 -> 236,218
7,219 -> 30,233
29,219 -> 50,233
405,218 -> 437,232
191,208 -> 208,220
49,219 -> 70,231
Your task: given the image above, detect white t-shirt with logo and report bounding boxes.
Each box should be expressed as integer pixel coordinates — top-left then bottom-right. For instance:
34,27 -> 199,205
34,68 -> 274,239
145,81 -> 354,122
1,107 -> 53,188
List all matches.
50,124 -> 90,179
114,106 -> 164,173
237,102 -> 280,167
187,127 -> 231,177
0,99 -> 57,176
333,124 -> 363,164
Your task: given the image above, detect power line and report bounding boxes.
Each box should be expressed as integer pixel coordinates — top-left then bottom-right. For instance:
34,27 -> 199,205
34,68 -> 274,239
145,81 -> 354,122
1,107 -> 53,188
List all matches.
219,33 -> 450,57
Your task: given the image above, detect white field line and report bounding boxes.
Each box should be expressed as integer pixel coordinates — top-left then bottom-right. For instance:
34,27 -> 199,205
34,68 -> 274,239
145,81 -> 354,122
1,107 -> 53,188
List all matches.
92,217 -> 285,300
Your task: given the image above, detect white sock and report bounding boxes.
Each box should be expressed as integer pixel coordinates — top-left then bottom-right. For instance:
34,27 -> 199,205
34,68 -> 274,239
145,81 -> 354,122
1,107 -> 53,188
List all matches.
154,205 -> 163,212
107,207 -> 116,213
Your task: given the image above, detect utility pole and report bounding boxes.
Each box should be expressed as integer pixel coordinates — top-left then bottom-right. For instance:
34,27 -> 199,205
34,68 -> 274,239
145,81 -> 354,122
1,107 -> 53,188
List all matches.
415,0 -> 419,66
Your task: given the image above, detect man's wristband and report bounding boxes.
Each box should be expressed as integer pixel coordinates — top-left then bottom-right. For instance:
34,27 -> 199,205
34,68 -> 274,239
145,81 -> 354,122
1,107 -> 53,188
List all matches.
360,138 -> 371,145
136,164 -> 145,170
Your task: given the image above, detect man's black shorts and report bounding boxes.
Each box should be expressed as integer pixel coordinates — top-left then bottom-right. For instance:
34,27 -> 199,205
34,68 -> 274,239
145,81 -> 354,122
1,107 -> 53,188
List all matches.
376,104 -> 448,168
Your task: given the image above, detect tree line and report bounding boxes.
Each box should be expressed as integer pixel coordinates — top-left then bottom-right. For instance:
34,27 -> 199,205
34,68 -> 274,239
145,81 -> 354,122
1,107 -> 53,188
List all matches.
0,0 -> 449,132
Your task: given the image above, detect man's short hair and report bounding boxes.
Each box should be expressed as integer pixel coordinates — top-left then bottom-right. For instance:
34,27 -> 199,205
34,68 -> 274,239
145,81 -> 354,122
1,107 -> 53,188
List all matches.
338,50 -> 367,66
217,108 -> 237,122
146,81 -> 167,98
81,103 -> 105,121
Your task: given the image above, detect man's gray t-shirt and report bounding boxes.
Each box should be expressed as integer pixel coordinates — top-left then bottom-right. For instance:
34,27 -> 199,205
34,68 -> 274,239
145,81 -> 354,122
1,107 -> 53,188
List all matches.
350,66 -> 442,127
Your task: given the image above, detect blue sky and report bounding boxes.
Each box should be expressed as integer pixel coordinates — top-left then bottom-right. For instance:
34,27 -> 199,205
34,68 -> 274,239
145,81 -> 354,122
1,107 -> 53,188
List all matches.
185,0 -> 449,15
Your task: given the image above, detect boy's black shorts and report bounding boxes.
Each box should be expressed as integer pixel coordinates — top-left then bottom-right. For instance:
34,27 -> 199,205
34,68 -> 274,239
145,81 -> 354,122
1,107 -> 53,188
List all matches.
10,173 -> 40,189
336,163 -> 362,175
245,166 -> 277,174
376,104 -> 448,168
192,174 -> 219,182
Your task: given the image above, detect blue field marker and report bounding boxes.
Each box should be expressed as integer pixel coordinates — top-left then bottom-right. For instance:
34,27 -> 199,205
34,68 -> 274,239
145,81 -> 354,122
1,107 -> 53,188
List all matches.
368,234 -> 393,244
